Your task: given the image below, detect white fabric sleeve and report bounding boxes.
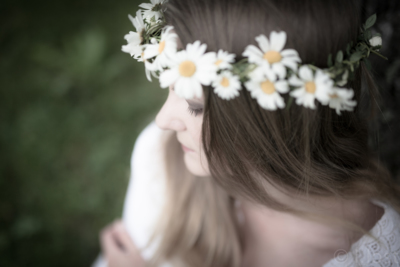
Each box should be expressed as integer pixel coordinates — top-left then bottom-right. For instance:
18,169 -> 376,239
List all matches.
92,121 -> 169,267
122,121 -> 167,260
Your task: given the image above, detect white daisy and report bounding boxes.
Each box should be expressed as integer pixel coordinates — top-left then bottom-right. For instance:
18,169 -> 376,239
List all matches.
328,87 -> 357,115
212,71 -> 241,100
137,51 -> 158,81
242,31 -> 301,80
245,72 -> 289,110
214,49 -> 236,70
139,0 -> 166,22
289,66 -> 333,109
159,41 -> 217,99
143,26 -> 178,71
121,10 -> 146,59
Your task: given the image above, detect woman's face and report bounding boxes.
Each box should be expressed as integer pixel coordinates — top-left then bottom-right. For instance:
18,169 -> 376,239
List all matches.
155,84 -> 210,176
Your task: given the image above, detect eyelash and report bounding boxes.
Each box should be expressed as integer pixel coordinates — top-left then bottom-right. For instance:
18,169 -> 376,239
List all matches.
187,107 -> 203,117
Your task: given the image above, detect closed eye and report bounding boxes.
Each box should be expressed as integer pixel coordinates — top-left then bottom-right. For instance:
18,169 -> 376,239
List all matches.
187,107 -> 203,117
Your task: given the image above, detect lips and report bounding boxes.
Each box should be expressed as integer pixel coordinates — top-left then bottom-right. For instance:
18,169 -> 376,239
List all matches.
177,135 -> 195,152
181,143 -> 194,152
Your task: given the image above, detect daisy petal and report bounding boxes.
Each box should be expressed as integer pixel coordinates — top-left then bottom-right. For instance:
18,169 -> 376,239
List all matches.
288,75 -> 304,87
299,66 -> 313,81
143,45 -> 159,59
243,45 -> 264,62
175,78 -> 193,99
255,34 -> 270,52
281,49 -> 299,58
272,63 -> 286,79
276,95 -> 285,109
264,67 -> 277,81
304,94 -> 316,109
192,78 -> 203,98
196,70 -> 215,85
275,80 -> 289,93
159,68 -> 179,88
270,31 -> 287,52
139,3 -> 153,9
281,58 -> 299,71
145,60 -> 157,71
290,88 -> 305,98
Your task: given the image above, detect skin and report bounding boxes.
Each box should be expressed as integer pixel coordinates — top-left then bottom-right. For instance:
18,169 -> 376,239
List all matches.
100,85 -> 208,267
155,84 -> 210,176
101,84 -> 384,267
100,220 -> 145,267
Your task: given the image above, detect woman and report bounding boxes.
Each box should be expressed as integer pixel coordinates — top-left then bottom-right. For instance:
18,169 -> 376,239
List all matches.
96,0 -> 400,266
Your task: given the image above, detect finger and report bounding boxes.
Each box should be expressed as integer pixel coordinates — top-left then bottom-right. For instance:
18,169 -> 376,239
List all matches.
110,221 -> 139,253
101,226 -> 125,257
99,219 -> 123,250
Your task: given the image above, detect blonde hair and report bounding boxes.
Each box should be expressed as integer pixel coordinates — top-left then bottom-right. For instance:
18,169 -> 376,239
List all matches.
147,131 -> 242,267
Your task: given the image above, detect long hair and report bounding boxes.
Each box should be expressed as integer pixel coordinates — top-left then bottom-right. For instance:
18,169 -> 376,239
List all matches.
145,0 -> 400,266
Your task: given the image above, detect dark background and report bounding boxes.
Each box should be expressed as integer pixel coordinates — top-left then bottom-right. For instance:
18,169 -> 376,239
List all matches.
0,0 -> 399,266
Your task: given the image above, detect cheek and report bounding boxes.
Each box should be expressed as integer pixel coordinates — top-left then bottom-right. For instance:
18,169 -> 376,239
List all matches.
185,116 -> 210,176
193,123 -> 203,151
183,147 -> 210,177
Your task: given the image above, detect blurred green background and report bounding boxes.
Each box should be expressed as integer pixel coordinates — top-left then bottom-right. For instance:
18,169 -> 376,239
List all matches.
0,0 -> 399,266
0,0 -> 167,266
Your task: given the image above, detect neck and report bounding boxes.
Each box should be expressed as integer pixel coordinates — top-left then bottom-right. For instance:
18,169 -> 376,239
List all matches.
236,186 -> 384,267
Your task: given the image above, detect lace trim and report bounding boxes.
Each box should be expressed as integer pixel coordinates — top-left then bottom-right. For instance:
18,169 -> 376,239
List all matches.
323,200 -> 400,267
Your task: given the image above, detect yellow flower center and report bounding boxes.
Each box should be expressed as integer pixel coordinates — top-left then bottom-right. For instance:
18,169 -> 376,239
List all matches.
261,80 -> 275,94
263,51 -> 282,64
220,77 -> 230,88
215,59 -> 223,66
305,82 -> 316,94
179,60 -> 197,77
329,94 -> 338,98
158,40 -> 166,54
141,52 -> 146,62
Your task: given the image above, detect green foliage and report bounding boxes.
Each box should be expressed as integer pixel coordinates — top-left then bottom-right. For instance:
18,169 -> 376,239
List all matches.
364,14 -> 377,30
335,50 -> 343,64
324,14 -> 387,85
0,0 -> 167,266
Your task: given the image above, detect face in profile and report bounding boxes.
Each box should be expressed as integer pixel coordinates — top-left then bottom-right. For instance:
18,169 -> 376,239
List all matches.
155,85 -> 210,176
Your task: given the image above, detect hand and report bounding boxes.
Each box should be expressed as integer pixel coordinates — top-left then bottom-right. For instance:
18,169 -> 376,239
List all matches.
100,219 -> 146,267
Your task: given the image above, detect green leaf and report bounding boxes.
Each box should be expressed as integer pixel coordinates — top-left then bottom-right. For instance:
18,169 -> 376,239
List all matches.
346,44 -> 351,55
365,14 -> 377,29
336,50 -> 343,63
350,51 -> 363,62
327,54 -> 333,67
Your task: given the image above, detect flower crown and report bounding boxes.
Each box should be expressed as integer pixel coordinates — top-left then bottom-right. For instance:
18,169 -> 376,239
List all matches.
122,0 -> 387,115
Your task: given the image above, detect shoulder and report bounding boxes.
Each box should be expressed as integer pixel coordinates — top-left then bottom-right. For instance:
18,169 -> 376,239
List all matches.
323,200 -> 400,266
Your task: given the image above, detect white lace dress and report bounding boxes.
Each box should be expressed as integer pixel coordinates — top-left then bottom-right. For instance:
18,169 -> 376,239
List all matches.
93,121 -> 400,267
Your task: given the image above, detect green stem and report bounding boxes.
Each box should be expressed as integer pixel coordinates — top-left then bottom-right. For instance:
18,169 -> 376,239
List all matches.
234,58 -> 248,65
308,65 -> 319,71
370,49 -> 388,60
240,64 -> 257,78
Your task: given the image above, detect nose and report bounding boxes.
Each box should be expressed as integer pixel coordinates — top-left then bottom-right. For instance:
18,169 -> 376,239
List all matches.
155,87 -> 186,132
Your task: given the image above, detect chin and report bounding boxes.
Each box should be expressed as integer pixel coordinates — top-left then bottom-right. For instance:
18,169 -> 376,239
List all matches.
183,152 -> 210,177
